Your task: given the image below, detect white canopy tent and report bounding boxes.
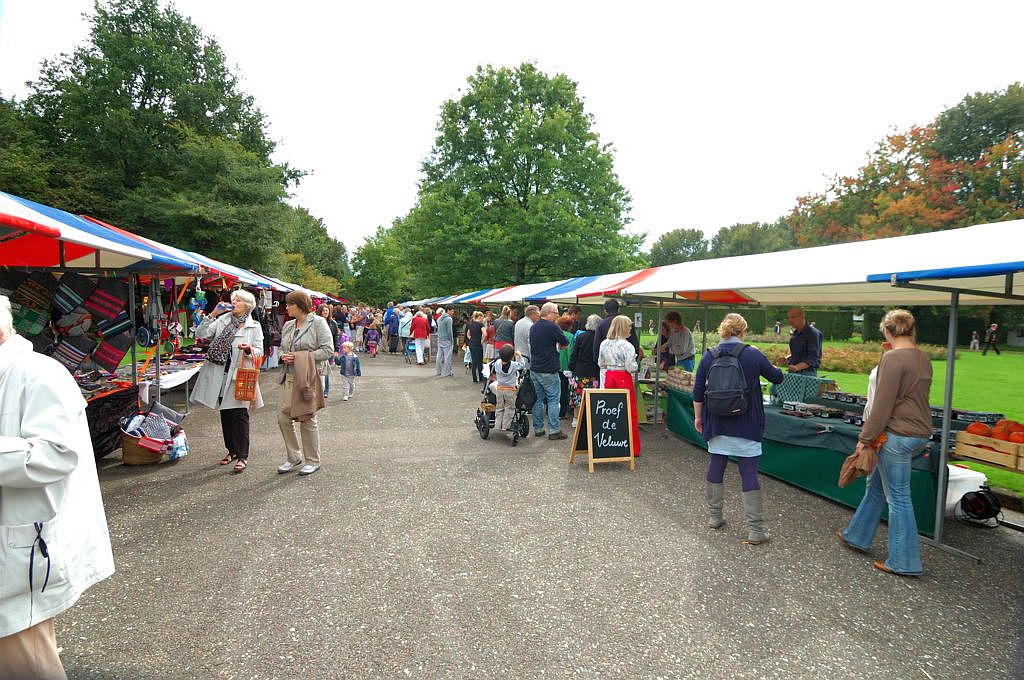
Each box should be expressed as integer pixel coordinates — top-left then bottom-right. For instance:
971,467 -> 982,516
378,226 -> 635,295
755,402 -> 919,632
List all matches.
622,221 -> 1024,306
481,280 -> 568,304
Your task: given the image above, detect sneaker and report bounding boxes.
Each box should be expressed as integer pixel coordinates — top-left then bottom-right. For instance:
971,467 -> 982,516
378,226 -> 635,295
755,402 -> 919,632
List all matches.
548,432 -> 567,441
277,460 -> 302,474
343,396 -> 349,401
571,419 -> 578,429
298,464 -> 320,476
535,430 -> 546,438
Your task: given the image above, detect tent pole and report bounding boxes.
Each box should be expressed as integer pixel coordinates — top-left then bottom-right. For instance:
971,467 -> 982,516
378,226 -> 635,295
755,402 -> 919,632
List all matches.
152,278 -> 162,405
701,304 -> 709,356
921,291 -> 980,563
128,275 -> 138,386
653,300 -> 664,427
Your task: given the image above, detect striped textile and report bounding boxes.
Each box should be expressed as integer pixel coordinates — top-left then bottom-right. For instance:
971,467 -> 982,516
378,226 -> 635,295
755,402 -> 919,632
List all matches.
53,273 -> 97,315
93,331 -> 133,372
97,310 -> 131,337
84,279 -> 127,320
11,272 -> 57,311
52,335 -> 96,372
55,307 -> 93,337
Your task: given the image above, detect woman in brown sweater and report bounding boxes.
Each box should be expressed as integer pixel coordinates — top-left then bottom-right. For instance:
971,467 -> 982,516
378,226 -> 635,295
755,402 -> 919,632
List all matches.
838,309 -> 932,576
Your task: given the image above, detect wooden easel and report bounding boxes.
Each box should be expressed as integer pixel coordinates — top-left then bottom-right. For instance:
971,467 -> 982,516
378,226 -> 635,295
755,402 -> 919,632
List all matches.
569,389 -> 636,473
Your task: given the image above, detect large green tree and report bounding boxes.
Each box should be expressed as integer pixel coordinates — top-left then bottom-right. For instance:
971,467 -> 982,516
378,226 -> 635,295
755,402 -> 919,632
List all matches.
932,83 -> 1024,162
349,225 -> 412,304
709,220 -> 795,258
648,227 -> 708,265
395,63 -> 643,294
7,0 -> 349,286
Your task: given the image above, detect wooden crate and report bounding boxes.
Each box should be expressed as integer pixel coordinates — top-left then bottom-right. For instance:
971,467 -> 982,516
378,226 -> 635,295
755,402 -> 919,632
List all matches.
954,431 -> 1021,469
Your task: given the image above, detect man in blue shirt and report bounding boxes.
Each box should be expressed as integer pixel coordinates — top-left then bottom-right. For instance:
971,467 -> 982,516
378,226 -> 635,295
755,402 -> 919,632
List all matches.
785,308 -> 822,375
529,302 -> 569,440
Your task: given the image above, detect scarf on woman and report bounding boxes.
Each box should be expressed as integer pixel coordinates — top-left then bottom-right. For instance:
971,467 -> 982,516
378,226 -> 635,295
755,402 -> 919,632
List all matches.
206,312 -> 249,365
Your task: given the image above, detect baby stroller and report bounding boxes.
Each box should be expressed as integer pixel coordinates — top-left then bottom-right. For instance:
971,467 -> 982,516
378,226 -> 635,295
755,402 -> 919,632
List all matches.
404,339 -> 416,364
475,369 -> 533,446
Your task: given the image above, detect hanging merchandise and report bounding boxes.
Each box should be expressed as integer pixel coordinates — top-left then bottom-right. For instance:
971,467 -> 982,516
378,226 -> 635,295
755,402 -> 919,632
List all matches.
53,272 -> 97,317
93,331 -> 134,372
51,335 -> 98,372
84,278 -> 128,320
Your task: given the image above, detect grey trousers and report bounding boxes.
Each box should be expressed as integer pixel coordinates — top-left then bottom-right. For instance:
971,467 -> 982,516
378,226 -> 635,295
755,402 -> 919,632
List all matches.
435,340 -> 454,376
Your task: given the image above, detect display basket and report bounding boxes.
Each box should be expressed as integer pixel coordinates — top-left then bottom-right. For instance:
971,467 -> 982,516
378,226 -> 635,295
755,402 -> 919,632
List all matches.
121,432 -> 163,465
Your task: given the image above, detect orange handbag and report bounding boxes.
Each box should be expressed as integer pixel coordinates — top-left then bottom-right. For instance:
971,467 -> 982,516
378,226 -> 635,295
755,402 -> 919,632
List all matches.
234,353 -> 263,402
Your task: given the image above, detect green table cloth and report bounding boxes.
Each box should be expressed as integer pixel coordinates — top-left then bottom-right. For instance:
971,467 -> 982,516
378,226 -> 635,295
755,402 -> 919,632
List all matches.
665,387 -> 938,537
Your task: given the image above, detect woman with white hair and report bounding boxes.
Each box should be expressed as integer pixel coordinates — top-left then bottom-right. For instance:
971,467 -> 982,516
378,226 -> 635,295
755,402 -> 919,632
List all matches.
192,289 -> 265,474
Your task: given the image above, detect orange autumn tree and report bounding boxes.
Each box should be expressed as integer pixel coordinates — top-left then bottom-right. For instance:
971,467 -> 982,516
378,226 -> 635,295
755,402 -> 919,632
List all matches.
789,83 -> 1024,246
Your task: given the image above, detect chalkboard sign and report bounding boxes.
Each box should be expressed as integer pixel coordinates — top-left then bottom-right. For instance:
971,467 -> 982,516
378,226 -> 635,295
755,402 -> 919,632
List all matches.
569,389 -> 636,473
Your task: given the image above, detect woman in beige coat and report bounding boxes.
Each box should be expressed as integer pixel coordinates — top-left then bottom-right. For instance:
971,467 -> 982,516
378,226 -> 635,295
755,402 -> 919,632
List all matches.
192,289 -> 264,473
277,290 -> 334,476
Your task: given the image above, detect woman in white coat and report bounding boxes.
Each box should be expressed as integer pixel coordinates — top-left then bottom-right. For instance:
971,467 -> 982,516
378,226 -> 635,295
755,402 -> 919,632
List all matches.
192,289 -> 264,473
0,295 -> 115,679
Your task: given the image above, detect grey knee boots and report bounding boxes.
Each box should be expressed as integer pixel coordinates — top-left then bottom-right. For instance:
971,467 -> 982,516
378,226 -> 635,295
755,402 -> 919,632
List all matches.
706,482 -> 726,529
741,489 -> 771,545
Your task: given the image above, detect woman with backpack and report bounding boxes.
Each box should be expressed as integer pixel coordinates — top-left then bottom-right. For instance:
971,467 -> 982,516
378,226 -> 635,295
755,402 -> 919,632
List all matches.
692,313 -> 784,545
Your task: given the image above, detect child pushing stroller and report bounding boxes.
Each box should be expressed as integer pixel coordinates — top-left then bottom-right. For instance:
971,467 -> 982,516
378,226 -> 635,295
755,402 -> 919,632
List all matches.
475,345 -> 533,445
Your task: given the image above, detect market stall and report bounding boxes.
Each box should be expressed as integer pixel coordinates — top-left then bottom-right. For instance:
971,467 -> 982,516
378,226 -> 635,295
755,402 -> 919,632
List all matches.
622,218 -> 1024,560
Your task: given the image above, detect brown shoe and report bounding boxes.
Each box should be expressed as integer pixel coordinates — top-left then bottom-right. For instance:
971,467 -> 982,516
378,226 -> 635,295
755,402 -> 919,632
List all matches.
548,432 -> 567,441
873,560 -> 920,578
836,530 -> 868,554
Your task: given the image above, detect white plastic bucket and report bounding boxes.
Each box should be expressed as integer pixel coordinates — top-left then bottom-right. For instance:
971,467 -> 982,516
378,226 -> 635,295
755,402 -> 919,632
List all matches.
945,464 -> 988,517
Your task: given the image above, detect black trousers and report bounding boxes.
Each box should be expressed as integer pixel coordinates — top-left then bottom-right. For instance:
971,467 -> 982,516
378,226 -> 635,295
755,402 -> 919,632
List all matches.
220,407 -> 251,460
559,372 -> 570,418
982,341 -> 1001,355
469,344 -> 484,382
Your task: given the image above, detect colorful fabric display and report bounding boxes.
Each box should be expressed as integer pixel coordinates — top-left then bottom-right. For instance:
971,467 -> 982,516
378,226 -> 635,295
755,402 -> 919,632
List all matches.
11,302 -> 50,336
53,272 -> 97,315
51,334 -> 97,372
97,309 -> 131,337
92,330 -> 133,372
84,278 -> 128,321
11,271 -> 58,311
139,412 -> 172,440
55,307 -> 93,337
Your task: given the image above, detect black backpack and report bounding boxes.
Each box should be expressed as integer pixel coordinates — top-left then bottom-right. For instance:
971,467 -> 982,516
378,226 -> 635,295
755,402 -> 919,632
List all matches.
704,344 -> 750,417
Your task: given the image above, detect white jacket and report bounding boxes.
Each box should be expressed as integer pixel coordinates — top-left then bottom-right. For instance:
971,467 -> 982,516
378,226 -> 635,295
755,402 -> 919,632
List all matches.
191,312 -> 265,411
0,334 -> 115,638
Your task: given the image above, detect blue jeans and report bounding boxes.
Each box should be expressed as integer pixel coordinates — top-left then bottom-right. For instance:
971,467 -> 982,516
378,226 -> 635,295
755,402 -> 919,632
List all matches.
842,433 -> 927,574
677,357 -> 695,372
530,371 -> 561,434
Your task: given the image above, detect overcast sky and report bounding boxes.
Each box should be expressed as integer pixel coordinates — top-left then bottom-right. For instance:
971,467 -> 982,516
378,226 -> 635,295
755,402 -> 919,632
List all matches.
2,1 -> 1022,254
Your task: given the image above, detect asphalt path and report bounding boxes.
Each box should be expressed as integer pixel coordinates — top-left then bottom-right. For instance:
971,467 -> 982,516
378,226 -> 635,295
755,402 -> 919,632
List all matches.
59,352 -> 1024,679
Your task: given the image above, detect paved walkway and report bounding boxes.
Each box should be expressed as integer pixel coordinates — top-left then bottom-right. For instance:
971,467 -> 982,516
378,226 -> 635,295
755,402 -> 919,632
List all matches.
62,353 -> 1023,679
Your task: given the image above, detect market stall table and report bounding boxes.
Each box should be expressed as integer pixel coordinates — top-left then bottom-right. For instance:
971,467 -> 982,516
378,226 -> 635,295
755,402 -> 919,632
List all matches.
665,387 -> 940,537
86,385 -> 138,459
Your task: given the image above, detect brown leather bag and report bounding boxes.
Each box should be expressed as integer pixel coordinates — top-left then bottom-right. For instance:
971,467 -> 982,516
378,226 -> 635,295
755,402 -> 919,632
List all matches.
838,433 -> 887,488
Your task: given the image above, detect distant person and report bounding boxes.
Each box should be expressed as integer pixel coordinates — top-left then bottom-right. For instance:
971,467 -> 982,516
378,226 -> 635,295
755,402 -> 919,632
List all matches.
493,306 -> 515,351
663,311 -> 695,371
337,341 -> 361,401
593,299 -> 641,386
982,323 -> 1000,355
567,305 -> 583,333
0,295 -> 115,680
467,311 -> 485,382
487,345 -> 526,437
529,302 -> 570,439
411,311 -> 430,365
692,313 -> 785,544
773,320 -> 782,336
784,308 -> 822,375
515,304 -> 540,367
838,309 -> 932,577
435,306 -> 455,377
969,330 -> 980,351
568,314 -> 602,427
